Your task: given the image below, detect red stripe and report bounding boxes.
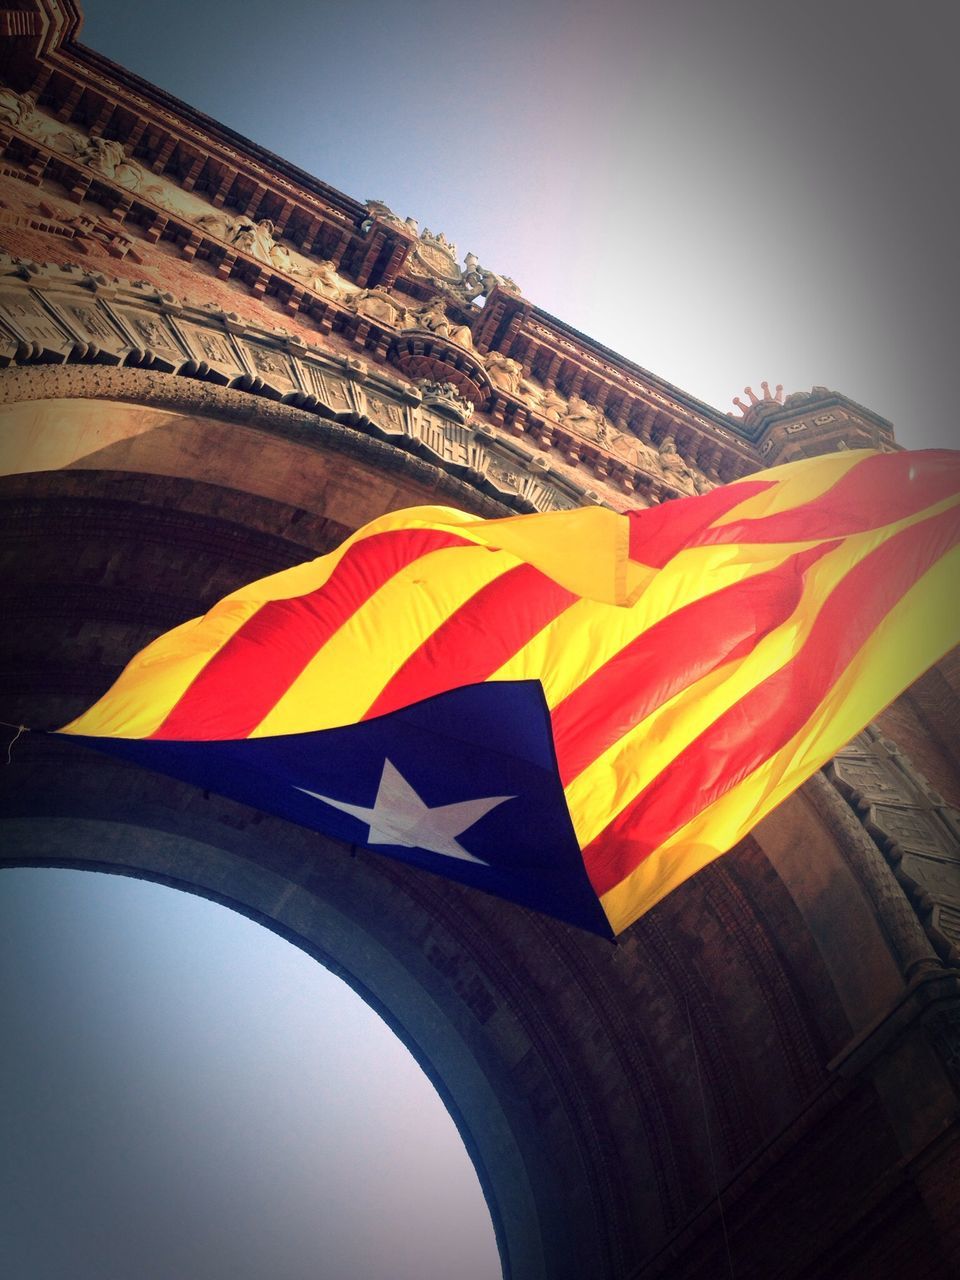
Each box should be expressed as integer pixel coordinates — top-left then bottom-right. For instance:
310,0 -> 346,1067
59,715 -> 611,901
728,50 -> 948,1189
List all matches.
552,543 -> 835,787
628,481 -> 774,567
152,528 -> 474,740
700,450 -> 960,547
584,501 -> 960,896
364,563 -> 578,719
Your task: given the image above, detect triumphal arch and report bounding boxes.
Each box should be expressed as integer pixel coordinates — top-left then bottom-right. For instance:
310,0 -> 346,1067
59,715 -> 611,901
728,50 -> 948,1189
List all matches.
1,4 -> 958,1275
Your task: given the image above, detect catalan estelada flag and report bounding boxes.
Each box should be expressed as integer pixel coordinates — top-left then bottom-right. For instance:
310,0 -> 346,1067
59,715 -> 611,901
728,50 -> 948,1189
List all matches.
58,448 -> 960,936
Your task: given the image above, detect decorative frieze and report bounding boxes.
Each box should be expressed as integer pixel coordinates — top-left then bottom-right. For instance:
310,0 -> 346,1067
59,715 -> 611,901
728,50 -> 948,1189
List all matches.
0,92 -> 756,492
0,255 -> 586,515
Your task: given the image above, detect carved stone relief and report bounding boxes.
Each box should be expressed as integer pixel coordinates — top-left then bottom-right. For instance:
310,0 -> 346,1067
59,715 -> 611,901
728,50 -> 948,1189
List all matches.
192,210 -> 359,299
828,727 -> 960,966
0,255 -> 587,516
349,286 -> 407,327
406,296 -> 474,351
361,201 -> 519,302
406,229 -> 462,286
416,379 -> 474,425
484,350 -> 524,397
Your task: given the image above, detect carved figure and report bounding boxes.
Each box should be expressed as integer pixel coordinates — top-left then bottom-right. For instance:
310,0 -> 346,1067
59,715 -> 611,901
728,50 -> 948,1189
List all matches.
309,257 -> 355,300
561,394 -> 606,440
195,210 -> 237,241
458,252 -> 518,303
535,386 -> 567,423
263,240 -> 293,273
411,297 -> 474,350
351,287 -> 406,326
657,435 -> 698,494
0,88 -> 34,130
362,199 -> 417,235
484,351 -> 524,396
10,102 -> 88,157
610,434 -> 646,468
232,217 -> 277,264
75,136 -> 126,174
0,95 -> 141,183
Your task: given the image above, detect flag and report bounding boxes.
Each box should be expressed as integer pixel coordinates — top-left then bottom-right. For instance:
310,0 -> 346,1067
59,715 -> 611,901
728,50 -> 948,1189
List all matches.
58,448 -> 960,936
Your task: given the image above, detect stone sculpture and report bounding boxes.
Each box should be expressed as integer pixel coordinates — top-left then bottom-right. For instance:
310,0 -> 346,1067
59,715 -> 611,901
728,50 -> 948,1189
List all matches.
410,297 -> 474,350
0,87 -> 34,130
484,351 -> 524,396
350,286 -> 407,326
561,393 -> 607,440
362,199 -> 419,235
534,385 -> 568,423
657,435 -> 699,493
417,379 -> 474,424
456,252 -> 521,303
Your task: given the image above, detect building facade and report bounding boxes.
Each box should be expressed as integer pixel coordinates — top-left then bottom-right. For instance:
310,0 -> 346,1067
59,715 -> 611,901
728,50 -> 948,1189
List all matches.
1,3 -> 958,1275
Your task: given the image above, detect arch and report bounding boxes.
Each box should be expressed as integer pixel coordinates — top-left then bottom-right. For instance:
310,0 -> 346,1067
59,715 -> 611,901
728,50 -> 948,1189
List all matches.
1,366 -> 957,1278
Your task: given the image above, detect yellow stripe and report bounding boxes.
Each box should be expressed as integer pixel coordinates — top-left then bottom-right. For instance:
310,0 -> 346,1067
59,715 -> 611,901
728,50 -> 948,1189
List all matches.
599,543 -> 960,933
59,505 -> 486,738
565,497 -> 959,850
564,538 -> 859,848
60,501 -> 636,738
455,505 -> 632,604
251,544 -> 521,736
489,539 -> 808,705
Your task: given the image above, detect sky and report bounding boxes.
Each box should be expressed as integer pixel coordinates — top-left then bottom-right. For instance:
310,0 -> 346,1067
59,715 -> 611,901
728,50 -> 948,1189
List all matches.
3,2 -> 959,1279
0,868 -> 501,1280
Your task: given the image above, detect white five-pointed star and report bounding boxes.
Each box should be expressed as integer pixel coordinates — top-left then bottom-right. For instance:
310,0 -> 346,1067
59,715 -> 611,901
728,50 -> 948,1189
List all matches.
296,759 -> 513,865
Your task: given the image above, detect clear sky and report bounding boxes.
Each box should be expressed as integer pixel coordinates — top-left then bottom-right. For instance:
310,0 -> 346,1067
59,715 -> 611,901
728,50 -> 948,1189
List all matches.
3,2 -> 958,1278
1,868 -> 501,1280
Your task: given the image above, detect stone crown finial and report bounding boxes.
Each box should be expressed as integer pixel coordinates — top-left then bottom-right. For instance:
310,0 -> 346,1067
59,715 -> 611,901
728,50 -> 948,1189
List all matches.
732,381 -> 785,416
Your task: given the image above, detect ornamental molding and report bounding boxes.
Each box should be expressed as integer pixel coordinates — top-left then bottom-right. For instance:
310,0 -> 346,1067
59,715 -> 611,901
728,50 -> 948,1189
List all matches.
0,255 -> 586,515
0,96 -> 752,493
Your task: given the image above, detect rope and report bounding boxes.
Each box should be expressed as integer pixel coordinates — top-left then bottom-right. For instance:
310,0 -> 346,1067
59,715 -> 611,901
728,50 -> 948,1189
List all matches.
1,720 -> 29,765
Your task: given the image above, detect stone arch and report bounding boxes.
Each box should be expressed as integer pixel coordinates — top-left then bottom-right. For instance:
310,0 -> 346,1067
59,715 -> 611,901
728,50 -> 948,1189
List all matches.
1,364 -> 957,1278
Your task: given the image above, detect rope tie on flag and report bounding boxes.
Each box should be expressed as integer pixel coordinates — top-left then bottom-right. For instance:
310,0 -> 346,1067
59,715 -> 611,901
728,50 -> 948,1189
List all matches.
1,721 -> 28,765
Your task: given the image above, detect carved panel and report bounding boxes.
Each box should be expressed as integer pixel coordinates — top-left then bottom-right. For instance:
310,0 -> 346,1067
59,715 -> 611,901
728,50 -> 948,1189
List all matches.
900,855 -> 960,902
360,390 -> 409,439
109,305 -> 187,372
865,805 -> 948,858
0,289 -> 73,361
303,364 -> 357,416
444,423 -> 487,474
43,294 -> 130,363
831,755 -> 908,803
173,319 -> 244,383
236,340 -> 300,398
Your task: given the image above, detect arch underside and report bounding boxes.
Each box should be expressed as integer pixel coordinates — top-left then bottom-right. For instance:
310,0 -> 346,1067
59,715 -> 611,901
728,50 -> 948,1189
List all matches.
2,368 -> 958,1280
